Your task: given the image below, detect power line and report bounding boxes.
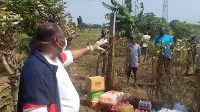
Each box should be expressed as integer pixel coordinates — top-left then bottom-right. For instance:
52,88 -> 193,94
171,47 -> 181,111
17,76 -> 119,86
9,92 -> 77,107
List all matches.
162,0 -> 168,21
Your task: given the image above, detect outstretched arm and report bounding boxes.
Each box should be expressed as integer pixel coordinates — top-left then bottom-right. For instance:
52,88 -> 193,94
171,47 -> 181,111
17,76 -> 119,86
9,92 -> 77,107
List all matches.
71,38 -> 108,59
59,38 -> 108,67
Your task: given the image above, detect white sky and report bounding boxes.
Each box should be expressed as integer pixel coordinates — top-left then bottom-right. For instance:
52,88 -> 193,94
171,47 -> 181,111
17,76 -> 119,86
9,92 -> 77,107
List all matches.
65,0 -> 200,24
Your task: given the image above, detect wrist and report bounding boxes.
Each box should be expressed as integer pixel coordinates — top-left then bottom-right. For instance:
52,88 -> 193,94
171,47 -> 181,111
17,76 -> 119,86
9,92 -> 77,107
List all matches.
86,45 -> 94,52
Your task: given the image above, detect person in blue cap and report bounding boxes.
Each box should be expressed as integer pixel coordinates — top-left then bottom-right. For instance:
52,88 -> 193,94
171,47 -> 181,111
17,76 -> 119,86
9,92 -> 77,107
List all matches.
126,34 -> 141,87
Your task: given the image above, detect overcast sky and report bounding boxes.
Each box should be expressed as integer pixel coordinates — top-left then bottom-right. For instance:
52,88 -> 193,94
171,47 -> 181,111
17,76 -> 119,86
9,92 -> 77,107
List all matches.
64,0 -> 200,24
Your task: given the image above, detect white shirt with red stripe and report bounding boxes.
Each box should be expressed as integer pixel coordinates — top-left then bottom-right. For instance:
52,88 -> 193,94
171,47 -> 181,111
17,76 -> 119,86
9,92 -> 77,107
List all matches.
43,50 -> 80,112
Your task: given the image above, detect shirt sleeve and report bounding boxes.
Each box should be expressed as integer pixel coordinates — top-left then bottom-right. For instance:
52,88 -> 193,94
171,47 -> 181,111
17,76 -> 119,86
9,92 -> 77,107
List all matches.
154,37 -> 158,44
170,36 -> 174,43
126,44 -> 130,50
137,45 -> 141,56
141,36 -> 144,41
59,50 -> 73,67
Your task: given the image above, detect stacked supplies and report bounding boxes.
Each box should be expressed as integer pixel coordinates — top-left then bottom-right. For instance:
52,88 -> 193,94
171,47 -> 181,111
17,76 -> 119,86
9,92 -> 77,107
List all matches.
85,76 -> 105,108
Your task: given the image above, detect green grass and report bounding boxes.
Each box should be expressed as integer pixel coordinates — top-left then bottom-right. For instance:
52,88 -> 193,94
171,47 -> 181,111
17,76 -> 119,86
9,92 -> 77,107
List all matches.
68,29 -> 101,76
69,29 -> 100,49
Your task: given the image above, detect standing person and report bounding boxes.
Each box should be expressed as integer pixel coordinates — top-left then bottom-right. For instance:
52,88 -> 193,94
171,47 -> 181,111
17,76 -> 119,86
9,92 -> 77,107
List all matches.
154,27 -> 173,100
97,29 -> 108,40
17,22 -> 108,112
126,35 -> 141,87
155,27 -> 173,75
96,29 -> 109,76
141,32 -> 151,62
185,36 -> 199,75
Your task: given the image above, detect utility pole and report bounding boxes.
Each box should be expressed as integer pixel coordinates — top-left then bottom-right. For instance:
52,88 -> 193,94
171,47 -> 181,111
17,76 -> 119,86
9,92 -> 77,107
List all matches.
105,13 -> 116,91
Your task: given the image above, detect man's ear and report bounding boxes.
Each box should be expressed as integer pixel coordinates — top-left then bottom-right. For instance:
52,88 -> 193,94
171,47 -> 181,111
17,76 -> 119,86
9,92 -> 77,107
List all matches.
53,36 -> 59,43
52,36 -> 59,46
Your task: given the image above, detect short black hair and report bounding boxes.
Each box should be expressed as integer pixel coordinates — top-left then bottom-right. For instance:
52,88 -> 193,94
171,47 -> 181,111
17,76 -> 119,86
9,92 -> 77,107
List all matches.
159,27 -> 165,31
101,29 -> 107,33
36,22 -> 60,42
129,35 -> 135,40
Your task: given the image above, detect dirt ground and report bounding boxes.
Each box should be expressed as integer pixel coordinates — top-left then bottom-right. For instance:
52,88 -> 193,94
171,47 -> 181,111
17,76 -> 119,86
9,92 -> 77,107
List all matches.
64,30 -> 155,111
68,54 -> 151,112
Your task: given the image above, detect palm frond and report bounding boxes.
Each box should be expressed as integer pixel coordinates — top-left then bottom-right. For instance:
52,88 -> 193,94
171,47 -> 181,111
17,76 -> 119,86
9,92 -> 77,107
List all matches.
111,0 -> 121,7
118,6 -> 134,25
102,2 -> 118,12
116,14 -> 126,19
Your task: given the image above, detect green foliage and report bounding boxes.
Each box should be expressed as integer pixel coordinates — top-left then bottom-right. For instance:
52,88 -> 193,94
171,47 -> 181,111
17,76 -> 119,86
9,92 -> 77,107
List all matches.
0,8 -> 23,112
0,13 -> 22,22
102,0 -> 134,37
3,0 -> 66,37
0,8 -> 22,54
134,13 -> 172,38
189,23 -> 200,39
1,0 -> 80,54
77,16 -> 101,29
170,20 -> 192,39
0,1 -> 79,111
81,23 -> 102,29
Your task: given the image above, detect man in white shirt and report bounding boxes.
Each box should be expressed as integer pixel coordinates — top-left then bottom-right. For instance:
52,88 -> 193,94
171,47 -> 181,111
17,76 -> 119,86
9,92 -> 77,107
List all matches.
17,22 -> 108,112
141,32 -> 151,62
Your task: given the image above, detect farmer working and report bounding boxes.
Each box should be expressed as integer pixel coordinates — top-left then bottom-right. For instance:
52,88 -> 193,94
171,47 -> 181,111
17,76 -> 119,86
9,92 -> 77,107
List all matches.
17,22 -> 107,112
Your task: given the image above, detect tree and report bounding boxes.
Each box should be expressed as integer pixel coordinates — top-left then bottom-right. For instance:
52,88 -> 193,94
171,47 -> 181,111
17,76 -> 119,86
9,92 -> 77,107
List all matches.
71,22 -> 76,27
189,23 -> 200,39
92,24 -> 102,28
0,0 -> 79,111
0,7 -> 23,111
2,0 -> 79,51
134,13 -> 172,38
77,16 -> 83,29
170,20 -> 192,39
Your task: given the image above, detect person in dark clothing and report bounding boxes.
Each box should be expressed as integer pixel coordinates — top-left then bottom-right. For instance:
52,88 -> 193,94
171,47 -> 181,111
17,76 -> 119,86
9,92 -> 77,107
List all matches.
96,29 -> 109,76
185,36 -> 199,75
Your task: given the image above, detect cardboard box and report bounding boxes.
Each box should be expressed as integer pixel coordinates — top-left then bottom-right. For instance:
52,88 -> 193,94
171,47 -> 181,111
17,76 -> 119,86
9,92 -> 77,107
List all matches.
88,91 -> 104,102
87,100 -> 98,108
87,91 -> 104,108
85,76 -> 105,93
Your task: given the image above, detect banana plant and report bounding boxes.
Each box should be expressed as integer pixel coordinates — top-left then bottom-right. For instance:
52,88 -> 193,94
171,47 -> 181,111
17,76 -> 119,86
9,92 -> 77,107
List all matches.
102,0 -> 134,37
